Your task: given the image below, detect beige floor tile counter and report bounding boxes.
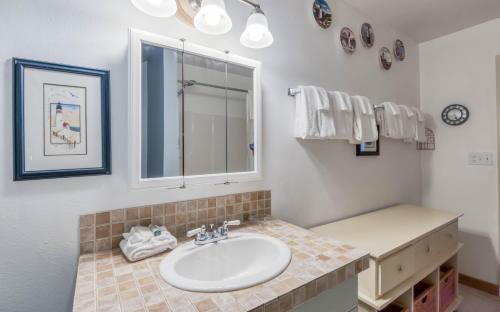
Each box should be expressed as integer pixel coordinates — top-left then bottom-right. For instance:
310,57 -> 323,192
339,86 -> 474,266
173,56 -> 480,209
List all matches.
73,218 -> 369,312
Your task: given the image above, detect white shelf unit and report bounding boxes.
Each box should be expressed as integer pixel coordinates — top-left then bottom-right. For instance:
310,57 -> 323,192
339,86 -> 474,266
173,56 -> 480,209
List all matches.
310,205 -> 463,312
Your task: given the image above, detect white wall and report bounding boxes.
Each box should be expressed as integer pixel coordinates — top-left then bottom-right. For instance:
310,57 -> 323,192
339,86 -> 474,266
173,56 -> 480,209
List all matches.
0,0 -> 421,311
420,18 -> 500,285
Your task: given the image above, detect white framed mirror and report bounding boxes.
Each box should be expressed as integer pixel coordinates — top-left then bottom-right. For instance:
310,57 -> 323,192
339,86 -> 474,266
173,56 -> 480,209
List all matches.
129,29 -> 262,189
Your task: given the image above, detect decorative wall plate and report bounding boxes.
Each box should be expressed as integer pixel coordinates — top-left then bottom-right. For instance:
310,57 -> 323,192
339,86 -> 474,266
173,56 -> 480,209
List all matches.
379,47 -> 392,70
361,23 -> 374,48
394,39 -> 405,61
313,0 -> 333,29
340,27 -> 356,53
441,104 -> 469,126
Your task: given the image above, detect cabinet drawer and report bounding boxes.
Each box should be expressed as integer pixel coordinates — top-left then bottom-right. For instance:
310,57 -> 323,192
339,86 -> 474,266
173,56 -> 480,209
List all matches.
414,236 -> 437,273
377,246 -> 415,296
435,222 -> 458,257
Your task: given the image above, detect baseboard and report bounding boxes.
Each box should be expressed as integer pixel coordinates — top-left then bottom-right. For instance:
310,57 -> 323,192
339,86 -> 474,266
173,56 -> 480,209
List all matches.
459,273 -> 499,296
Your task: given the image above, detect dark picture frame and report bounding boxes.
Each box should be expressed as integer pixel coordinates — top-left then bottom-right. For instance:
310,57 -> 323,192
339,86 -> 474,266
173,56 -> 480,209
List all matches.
13,58 -> 111,180
356,129 -> 380,156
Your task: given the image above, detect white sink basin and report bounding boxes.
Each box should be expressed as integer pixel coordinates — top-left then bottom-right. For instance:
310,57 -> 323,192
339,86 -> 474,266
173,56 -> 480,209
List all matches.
160,232 -> 291,292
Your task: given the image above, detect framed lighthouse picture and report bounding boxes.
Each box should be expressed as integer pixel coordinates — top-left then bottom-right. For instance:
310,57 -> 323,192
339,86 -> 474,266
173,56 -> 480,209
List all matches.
13,58 -> 111,180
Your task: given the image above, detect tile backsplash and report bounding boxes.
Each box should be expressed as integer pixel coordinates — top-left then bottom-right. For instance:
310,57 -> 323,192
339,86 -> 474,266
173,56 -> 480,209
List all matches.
79,190 -> 271,254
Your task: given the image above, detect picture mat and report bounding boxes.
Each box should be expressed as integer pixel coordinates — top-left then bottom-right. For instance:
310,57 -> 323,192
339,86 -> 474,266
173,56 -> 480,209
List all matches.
24,68 -> 103,171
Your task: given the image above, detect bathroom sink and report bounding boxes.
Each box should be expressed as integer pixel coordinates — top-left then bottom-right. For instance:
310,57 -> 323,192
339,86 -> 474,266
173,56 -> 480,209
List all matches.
159,232 -> 292,292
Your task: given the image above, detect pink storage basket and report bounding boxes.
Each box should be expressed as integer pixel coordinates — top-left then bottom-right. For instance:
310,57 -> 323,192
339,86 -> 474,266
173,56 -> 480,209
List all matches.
439,267 -> 456,311
414,282 -> 437,312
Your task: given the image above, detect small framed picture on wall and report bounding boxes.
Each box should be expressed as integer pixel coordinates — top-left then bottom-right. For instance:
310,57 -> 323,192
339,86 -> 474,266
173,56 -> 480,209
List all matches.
356,130 -> 380,156
13,58 -> 111,180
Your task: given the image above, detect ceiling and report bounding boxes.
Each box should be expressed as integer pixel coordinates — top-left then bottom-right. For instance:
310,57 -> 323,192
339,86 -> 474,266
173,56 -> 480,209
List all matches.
343,0 -> 500,42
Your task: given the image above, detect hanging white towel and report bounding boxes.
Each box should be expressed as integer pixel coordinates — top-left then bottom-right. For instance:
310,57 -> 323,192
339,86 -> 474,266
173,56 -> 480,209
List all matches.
294,86 -> 335,139
412,107 -> 426,142
120,226 -> 177,262
351,96 -> 378,143
399,104 -> 418,143
379,102 -> 404,139
327,91 -> 354,141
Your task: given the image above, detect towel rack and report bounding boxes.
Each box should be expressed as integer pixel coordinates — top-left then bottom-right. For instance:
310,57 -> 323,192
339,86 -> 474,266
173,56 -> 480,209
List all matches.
288,87 -> 385,109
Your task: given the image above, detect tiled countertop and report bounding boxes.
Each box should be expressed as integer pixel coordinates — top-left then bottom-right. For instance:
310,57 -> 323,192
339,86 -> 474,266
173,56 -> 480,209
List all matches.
73,218 -> 369,312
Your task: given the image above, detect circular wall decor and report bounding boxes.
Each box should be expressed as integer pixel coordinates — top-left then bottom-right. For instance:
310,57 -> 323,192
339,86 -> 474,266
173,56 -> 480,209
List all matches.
313,0 -> 333,29
379,47 -> 392,70
394,39 -> 406,61
361,23 -> 374,48
441,104 -> 469,126
340,27 -> 356,53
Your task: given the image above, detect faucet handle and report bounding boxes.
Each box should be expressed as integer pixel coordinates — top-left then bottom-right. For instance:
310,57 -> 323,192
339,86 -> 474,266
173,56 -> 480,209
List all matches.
223,220 -> 241,231
187,225 -> 206,238
225,220 -> 240,226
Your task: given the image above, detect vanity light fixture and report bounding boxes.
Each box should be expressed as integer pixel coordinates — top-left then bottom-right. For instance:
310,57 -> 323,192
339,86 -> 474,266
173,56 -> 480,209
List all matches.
130,0 -> 274,49
194,0 -> 233,35
131,0 -> 178,17
240,7 -> 273,49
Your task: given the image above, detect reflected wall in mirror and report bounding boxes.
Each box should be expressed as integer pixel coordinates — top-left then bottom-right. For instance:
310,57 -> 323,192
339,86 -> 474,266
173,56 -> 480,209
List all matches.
130,29 -> 261,189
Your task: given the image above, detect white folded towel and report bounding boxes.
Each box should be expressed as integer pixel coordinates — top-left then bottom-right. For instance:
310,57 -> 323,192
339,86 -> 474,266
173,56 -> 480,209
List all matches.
379,102 -> 404,139
399,105 -> 418,143
412,107 -> 426,142
123,226 -> 154,246
327,91 -> 354,141
351,96 -> 378,143
120,226 -> 177,262
294,86 -> 335,139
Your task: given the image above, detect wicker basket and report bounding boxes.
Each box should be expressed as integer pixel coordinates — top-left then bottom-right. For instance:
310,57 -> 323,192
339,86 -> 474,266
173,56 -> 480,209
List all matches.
414,282 -> 437,312
439,267 -> 456,311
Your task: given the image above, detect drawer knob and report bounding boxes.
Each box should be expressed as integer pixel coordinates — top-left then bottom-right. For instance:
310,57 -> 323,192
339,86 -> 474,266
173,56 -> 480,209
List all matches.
426,246 -> 431,253
398,265 -> 403,272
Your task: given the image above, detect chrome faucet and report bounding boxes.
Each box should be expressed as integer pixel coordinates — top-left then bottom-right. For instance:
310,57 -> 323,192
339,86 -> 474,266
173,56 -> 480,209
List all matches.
187,220 -> 241,245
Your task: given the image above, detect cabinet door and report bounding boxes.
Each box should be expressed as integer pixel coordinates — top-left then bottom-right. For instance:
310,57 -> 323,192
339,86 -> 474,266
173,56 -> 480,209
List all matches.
293,276 -> 358,312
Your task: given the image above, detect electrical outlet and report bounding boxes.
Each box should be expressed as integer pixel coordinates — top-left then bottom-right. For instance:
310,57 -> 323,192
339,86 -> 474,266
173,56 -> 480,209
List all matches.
468,152 -> 494,166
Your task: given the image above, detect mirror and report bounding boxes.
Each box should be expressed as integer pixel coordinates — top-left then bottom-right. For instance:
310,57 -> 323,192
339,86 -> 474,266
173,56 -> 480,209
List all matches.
130,30 -> 261,188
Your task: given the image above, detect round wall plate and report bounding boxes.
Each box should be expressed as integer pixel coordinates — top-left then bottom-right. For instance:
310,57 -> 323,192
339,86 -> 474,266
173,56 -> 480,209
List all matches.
340,27 -> 356,53
361,23 -> 374,48
394,39 -> 405,61
313,0 -> 333,29
380,47 -> 392,70
442,104 -> 469,126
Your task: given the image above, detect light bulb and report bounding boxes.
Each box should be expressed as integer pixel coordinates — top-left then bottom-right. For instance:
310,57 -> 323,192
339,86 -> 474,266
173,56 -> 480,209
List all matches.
248,28 -> 264,42
240,9 -> 274,49
204,11 -> 222,26
194,0 -> 232,35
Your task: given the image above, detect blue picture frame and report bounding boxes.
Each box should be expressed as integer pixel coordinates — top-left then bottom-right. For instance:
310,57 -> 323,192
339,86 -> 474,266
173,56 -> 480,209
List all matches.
13,58 -> 111,180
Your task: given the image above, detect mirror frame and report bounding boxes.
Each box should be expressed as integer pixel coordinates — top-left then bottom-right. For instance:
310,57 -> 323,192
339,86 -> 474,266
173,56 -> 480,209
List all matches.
128,29 -> 262,189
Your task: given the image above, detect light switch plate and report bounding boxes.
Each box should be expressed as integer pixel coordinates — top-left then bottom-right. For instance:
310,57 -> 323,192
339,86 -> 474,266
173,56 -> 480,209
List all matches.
468,152 -> 494,166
